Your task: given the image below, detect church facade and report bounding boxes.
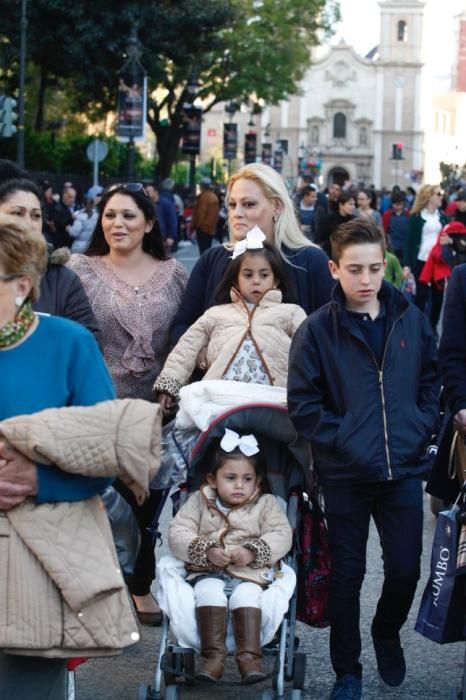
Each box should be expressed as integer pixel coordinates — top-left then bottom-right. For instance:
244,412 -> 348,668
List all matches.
262,0 -> 425,189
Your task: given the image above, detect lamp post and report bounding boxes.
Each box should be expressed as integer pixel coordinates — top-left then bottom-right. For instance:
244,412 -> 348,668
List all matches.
16,0 -> 27,167
117,27 -> 147,179
182,72 -> 201,194
224,101 -> 238,177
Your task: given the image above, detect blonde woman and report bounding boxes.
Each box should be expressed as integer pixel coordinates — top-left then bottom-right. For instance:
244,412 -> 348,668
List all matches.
404,184 -> 447,332
171,163 -> 334,343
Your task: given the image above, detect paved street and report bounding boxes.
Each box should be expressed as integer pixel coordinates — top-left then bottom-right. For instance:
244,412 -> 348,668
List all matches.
76,495 -> 465,700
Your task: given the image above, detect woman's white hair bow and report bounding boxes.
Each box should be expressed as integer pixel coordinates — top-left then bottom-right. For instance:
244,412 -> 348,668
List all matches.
231,226 -> 266,260
220,428 -> 259,456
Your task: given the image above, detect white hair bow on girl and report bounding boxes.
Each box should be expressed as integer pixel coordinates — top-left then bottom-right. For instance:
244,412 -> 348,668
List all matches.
220,428 -> 259,456
231,226 -> 266,260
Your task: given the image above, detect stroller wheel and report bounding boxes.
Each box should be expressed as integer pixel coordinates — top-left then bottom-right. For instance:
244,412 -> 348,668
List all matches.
261,690 -> 275,700
165,685 -> 180,700
163,648 -> 182,686
292,653 -> 307,690
137,684 -> 153,700
183,651 -> 195,686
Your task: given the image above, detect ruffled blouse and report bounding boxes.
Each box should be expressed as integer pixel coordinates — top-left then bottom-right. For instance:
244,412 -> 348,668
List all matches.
67,255 -> 188,400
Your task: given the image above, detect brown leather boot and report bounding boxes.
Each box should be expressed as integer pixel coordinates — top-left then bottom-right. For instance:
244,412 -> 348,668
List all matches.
195,606 -> 227,682
232,607 -> 266,684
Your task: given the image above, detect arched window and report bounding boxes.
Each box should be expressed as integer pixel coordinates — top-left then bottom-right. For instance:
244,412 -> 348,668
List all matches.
397,20 -> 407,42
333,112 -> 346,139
359,127 -> 367,146
311,125 -> 319,145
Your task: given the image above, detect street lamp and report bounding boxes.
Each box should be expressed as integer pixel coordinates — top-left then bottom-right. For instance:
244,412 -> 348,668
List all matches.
117,26 -> 147,179
182,71 -> 201,194
224,102 -> 239,177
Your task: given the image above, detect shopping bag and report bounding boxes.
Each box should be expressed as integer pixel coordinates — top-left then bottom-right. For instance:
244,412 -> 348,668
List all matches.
296,491 -> 331,628
415,505 -> 465,643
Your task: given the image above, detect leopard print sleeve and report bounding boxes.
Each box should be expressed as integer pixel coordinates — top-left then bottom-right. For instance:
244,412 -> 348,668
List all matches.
153,375 -> 182,399
242,538 -> 272,568
187,536 -> 222,568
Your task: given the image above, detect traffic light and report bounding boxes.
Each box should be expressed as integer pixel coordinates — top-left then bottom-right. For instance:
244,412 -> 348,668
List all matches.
392,143 -> 404,160
0,96 -> 18,138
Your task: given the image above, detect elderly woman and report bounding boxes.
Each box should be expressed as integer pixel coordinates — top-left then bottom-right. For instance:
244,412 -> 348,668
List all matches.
68,182 -> 188,625
171,163 -> 334,344
0,214 -> 115,698
404,184 -> 448,333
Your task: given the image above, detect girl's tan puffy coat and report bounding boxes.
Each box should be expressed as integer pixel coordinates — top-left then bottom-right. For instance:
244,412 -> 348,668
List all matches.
168,484 -> 292,586
153,289 -> 306,398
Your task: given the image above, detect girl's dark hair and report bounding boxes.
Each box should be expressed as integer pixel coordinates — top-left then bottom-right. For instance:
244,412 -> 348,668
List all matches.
85,184 -> 167,260
0,178 -> 43,206
209,446 -> 263,479
214,242 -> 296,304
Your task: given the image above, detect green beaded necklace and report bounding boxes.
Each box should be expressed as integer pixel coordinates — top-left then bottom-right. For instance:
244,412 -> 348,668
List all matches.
0,300 -> 35,348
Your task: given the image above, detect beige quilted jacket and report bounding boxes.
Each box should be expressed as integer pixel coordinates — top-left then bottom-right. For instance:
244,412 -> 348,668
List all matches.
168,485 -> 292,586
0,398 -> 161,658
153,289 -> 307,398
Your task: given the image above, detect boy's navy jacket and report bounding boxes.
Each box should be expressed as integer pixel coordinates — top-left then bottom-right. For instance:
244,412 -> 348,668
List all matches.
287,281 -> 439,485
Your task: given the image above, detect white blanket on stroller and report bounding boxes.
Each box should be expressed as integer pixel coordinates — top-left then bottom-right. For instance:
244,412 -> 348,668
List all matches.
175,380 -> 288,432
155,555 -> 296,653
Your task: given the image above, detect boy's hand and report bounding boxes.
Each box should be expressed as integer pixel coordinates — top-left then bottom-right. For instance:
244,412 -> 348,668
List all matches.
229,546 -> 255,567
207,547 -> 231,568
158,393 -> 175,415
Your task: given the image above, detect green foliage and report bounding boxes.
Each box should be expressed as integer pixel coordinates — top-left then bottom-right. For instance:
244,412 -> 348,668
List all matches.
0,0 -> 339,177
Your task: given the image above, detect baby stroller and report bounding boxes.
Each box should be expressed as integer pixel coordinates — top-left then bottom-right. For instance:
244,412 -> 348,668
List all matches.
137,402 -> 313,700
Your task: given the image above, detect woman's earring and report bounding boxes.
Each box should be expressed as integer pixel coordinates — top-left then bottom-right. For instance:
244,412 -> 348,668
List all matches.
15,296 -> 25,308
272,215 -> 278,223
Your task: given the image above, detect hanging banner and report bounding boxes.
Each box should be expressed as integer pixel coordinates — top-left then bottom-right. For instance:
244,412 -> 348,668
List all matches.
273,150 -> 283,173
182,106 -> 202,155
244,132 -> 257,164
223,123 -> 238,160
261,143 -> 272,165
117,59 -> 146,139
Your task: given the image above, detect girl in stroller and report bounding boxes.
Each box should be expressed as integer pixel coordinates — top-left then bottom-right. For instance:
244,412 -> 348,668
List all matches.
153,227 -> 306,413
167,427 -> 292,684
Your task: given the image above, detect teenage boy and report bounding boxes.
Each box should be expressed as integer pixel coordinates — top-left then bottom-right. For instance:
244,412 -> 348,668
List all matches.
288,219 -> 439,700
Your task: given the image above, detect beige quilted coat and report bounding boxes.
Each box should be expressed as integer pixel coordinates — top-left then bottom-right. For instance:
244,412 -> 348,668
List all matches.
168,484 -> 292,586
0,398 -> 161,658
153,289 -> 307,398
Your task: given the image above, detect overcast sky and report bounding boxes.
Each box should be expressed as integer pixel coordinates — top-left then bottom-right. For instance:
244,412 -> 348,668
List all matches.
332,0 -> 466,77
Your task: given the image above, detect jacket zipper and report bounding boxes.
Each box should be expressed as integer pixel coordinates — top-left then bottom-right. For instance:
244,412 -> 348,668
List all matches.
346,306 -> 408,480
375,308 -> 408,479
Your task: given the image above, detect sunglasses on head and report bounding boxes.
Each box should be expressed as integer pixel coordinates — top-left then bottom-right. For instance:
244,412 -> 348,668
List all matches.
107,182 -> 149,198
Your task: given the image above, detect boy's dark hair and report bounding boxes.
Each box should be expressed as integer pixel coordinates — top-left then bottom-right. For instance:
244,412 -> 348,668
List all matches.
214,242 -> 296,304
209,446 -> 263,479
331,217 -> 386,264
337,190 -> 355,206
391,192 -> 405,206
302,185 -> 316,197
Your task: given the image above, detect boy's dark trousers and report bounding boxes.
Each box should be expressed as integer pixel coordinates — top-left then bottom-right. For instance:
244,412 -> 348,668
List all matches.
323,477 -> 423,679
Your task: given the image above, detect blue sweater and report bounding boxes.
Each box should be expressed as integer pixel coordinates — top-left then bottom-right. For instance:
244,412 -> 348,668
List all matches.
170,244 -> 334,343
0,314 -> 115,502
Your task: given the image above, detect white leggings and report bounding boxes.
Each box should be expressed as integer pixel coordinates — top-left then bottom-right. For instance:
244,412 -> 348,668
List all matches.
193,577 -> 263,610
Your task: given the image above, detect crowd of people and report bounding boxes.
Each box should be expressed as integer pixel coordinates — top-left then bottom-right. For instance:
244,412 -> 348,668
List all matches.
0,156 -> 465,700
